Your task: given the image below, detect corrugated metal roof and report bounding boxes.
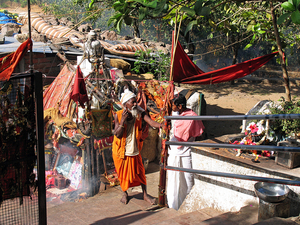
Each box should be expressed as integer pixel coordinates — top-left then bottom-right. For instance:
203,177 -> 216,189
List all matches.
0,35 -> 52,54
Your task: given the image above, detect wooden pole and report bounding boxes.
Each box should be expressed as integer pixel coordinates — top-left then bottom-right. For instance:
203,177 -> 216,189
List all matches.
169,13 -> 183,81
169,10 -> 178,81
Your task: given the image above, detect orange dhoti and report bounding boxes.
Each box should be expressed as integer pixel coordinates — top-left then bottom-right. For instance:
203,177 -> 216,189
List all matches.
113,153 -> 146,192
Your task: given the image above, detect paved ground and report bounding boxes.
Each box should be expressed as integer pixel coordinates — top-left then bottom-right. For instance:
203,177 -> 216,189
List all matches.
46,162 -> 300,225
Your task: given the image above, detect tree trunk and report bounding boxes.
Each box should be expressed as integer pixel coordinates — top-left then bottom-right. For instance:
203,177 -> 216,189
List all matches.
132,19 -> 140,38
270,2 -> 291,101
230,34 -> 239,85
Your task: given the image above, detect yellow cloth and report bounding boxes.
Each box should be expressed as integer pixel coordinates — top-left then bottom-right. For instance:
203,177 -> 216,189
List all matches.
44,107 -> 77,128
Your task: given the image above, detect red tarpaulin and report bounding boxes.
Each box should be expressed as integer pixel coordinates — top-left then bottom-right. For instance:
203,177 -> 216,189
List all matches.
0,38 -> 32,81
43,64 -> 76,117
171,34 -> 278,84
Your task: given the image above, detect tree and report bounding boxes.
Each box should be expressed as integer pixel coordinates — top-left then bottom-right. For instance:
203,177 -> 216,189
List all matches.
42,0 -> 86,23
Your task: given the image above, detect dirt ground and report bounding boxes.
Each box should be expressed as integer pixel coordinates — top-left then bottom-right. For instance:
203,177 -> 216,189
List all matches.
180,79 -> 300,139
2,2 -> 43,14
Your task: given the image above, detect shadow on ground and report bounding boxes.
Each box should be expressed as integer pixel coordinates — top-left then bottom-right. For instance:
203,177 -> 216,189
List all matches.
203,103 -> 244,139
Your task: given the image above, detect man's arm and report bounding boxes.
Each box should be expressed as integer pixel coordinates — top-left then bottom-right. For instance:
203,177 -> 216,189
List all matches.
114,110 -> 128,138
143,114 -> 162,129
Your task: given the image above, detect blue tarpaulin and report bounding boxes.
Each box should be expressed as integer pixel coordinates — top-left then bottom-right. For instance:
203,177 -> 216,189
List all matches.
0,12 -> 22,25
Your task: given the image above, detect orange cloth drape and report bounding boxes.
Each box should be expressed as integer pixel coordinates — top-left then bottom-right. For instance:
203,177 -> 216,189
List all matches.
112,110 -> 146,191
0,38 -> 32,81
113,153 -> 146,192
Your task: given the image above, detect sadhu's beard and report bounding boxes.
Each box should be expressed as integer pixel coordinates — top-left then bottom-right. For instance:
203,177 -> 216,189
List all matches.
128,106 -> 138,118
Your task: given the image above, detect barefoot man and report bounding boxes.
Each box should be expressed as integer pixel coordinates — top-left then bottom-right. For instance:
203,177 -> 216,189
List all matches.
112,89 -> 162,204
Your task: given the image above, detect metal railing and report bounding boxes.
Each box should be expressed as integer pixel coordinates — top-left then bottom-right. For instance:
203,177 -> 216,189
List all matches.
164,114 -> 300,186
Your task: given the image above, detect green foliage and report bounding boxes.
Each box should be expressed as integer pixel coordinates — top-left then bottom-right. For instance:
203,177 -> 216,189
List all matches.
270,97 -> 300,137
132,50 -> 170,81
20,0 -> 27,8
279,0 -> 300,24
42,0 -> 85,23
0,2 -> 8,7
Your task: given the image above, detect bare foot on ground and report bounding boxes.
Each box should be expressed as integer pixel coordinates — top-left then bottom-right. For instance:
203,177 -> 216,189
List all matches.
120,192 -> 128,204
143,194 -> 157,205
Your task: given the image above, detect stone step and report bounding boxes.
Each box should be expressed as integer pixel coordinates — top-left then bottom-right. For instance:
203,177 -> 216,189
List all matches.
155,207 -> 222,225
198,204 -> 259,225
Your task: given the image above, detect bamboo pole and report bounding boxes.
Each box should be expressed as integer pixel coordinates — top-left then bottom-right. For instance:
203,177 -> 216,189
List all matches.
169,10 -> 178,81
169,13 -> 183,81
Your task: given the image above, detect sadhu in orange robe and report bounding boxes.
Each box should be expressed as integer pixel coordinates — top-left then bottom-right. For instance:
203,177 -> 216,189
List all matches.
112,110 -> 146,191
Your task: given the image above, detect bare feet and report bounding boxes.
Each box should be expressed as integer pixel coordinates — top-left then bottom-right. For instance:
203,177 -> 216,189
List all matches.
143,194 -> 157,205
120,192 -> 128,204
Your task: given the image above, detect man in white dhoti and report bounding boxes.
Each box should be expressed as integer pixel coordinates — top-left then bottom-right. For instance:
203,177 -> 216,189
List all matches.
167,94 -> 205,210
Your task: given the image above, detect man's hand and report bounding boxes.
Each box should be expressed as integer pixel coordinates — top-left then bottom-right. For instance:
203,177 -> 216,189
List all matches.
120,108 -> 130,124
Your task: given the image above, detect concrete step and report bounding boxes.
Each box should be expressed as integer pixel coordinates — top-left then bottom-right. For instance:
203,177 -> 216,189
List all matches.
155,207 -> 222,225
166,204 -> 298,225
199,204 -> 258,225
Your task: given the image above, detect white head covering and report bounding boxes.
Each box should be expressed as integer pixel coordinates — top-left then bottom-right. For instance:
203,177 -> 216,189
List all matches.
121,89 -> 136,105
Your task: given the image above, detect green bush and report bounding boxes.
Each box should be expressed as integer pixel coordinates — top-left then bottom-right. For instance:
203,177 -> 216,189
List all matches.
270,97 -> 300,137
132,50 -> 170,81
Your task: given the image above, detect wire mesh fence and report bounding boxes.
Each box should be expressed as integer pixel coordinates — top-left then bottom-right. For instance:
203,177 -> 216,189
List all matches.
0,73 -> 41,225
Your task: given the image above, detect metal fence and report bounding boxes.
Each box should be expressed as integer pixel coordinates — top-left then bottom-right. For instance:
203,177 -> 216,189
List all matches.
0,72 -> 46,225
164,114 -> 300,186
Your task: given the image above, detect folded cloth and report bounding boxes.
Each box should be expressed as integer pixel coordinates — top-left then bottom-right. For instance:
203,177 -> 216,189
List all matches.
174,109 -> 205,142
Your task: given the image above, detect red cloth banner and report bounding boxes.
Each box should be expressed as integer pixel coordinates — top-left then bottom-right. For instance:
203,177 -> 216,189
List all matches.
0,38 -> 32,81
71,66 -> 89,107
171,32 -> 278,84
43,64 -> 75,117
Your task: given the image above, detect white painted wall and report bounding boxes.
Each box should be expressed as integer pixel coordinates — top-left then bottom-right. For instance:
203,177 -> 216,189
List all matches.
179,148 -> 300,214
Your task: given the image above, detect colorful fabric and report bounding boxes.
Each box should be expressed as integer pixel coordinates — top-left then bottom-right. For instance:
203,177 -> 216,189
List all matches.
0,38 -> 32,81
70,66 -> 89,108
171,32 -> 278,84
112,153 -> 146,192
90,109 -> 113,138
94,136 -> 114,152
67,161 -> 82,189
0,12 -> 22,25
44,107 -> 77,128
136,88 -> 149,140
174,109 -> 205,142
43,64 -> 76,117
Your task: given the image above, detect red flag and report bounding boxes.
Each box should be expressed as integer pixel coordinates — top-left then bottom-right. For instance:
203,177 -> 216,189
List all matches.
0,38 -> 32,81
171,30 -> 278,84
71,66 -> 89,107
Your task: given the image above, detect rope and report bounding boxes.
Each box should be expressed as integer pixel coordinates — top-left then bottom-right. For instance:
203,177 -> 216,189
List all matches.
42,76 -> 175,83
